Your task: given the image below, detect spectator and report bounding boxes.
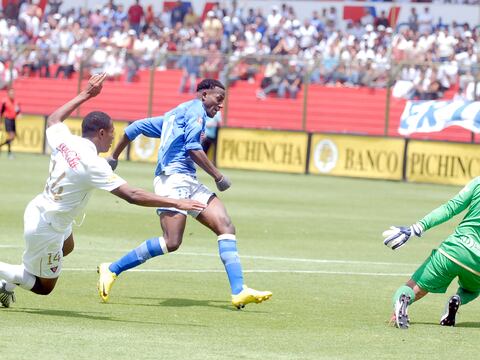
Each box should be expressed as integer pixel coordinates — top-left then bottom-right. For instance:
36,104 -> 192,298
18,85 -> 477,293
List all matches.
202,11 -> 223,46
178,43 -> 203,93
408,8 -> 419,33
256,60 -> 284,99
375,10 -> 390,29
183,7 -> 198,28
128,0 -> 144,35
112,4 -> 127,27
203,111 -> 221,164
35,31 -> 51,77
278,61 -> 303,99
361,8 -> 375,27
124,30 -> 140,82
170,1 -> 187,28
266,6 -> 281,29
200,42 -> 222,79
418,7 -> 433,34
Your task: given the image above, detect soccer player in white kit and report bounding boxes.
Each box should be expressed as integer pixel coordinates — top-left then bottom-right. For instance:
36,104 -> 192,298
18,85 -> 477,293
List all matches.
0,74 -> 205,307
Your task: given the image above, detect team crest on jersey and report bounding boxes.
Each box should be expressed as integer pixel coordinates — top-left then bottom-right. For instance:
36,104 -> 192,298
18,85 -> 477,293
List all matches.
197,117 -> 203,125
50,266 -> 58,273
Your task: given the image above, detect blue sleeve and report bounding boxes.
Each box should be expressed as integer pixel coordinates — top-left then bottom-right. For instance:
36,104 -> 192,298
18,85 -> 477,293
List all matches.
184,109 -> 204,151
124,116 -> 164,140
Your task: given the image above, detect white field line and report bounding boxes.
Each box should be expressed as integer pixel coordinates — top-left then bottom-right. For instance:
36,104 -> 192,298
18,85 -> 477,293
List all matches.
63,268 -> 411,277
0,244 -> 417,267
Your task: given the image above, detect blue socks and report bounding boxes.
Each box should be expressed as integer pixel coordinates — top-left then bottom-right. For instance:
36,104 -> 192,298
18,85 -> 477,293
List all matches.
108,235 -> 245,296
109,237 -> 168,275
218,235 -> 244,295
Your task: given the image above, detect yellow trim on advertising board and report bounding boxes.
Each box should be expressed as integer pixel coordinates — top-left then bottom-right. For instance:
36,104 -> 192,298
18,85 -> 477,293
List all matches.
217,128 -> 308,174
9,114 -> 45,154
406,140 -> 480,186
308,134 -> 404,180
129,135 -> 160,163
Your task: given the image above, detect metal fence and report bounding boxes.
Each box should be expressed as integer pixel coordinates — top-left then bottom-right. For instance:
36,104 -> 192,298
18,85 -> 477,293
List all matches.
3,46 -> 480,141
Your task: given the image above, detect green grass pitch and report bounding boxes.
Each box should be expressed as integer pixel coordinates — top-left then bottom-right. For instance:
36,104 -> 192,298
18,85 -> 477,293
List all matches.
1,153 -> 479,359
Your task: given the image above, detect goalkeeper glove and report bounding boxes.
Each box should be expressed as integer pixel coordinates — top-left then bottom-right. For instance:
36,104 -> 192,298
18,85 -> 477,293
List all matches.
382,223 -> 423,250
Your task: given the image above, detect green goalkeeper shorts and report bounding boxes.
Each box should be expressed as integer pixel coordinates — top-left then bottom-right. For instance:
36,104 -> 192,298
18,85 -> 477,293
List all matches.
412,249 -> 480,293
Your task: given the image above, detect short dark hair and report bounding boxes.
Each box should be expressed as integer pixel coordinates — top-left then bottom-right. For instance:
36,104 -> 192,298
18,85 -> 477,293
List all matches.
196,79 -> 225,92
82,111 -> 112,136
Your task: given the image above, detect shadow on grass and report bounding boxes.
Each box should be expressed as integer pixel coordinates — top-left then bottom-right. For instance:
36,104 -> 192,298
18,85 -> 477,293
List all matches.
117,296 -> 270,313
3,307 -> 205,327
412,321 -> 480,328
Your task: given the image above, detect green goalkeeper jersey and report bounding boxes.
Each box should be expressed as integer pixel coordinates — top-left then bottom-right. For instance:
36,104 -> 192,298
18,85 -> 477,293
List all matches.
419,177 -> 480,274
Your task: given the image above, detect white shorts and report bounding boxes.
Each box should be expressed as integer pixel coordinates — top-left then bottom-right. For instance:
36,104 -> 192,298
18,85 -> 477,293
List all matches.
154,173 -> 214,217
22,200 -> 72,279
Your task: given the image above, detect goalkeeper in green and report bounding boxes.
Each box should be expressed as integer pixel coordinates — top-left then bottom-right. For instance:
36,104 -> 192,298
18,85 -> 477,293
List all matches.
383,177 -> 480,329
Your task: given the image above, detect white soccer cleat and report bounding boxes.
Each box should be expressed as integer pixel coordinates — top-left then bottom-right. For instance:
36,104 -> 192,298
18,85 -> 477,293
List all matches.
394,294 -> 411,329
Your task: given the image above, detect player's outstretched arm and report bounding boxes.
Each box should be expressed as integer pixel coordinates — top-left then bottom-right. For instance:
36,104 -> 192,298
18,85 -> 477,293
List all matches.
189,149 -> 231,191
47,73 -> 107,128
111,183 -> 206,211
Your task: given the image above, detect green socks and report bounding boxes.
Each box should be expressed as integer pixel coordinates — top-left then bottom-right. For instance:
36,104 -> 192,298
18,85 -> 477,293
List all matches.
392,285 -> 416,307
457,287 -> 479,306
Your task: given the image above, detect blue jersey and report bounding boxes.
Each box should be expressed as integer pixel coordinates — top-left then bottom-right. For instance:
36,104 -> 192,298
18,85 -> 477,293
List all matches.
124,99 -> 206,176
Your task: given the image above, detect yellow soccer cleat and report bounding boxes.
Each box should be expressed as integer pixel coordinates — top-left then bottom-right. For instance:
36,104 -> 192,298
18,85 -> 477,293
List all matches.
231,285 -> 272,309
97,263 -> 117,303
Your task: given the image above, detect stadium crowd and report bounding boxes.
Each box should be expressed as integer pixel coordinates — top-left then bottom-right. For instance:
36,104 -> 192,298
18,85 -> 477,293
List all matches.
0,0 -> 478,100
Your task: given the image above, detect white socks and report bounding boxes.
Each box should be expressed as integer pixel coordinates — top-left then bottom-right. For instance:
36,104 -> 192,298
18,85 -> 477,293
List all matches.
0,262 -> 36,290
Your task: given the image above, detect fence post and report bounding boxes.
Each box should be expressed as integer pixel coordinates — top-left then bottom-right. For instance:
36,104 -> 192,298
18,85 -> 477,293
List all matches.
75,48 -> 94,118
301,59 -> 311,132
147,55 -> 157,118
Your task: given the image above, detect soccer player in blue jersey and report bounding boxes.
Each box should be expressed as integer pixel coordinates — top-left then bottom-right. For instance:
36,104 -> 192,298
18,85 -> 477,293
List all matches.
97,79 -> 272,309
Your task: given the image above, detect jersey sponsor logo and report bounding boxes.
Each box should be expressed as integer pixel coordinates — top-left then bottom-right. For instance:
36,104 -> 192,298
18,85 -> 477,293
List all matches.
313,139 -> 338,173
57,143 -> 81,169
50,266 -> 58,273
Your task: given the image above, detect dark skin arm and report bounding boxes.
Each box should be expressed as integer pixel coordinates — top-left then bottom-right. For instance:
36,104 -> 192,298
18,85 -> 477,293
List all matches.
111,183 -> 206,211
189,149 -> 222,182
111,133 -> 131,160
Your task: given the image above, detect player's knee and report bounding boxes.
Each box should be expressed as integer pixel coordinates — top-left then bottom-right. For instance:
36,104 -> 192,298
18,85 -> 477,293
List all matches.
31,282 -> 56,295
164,235 -> 182,252
219,218 -> 235,235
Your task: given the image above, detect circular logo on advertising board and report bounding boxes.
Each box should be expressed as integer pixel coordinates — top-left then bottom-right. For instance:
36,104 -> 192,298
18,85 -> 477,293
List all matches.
313,139 -> 338,173
133,135 -> 156,160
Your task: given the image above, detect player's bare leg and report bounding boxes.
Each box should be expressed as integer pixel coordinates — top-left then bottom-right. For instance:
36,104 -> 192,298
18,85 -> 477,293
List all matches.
160,212 -> 187,252
98,213 -> 186,302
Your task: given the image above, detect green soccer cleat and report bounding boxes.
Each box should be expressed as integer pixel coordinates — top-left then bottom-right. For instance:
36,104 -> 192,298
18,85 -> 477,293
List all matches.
231,285 -> 272,309
394,294 -> 411,329
97,263 -> 117,303
440,295 -> 461,326
0,280 -> 15,308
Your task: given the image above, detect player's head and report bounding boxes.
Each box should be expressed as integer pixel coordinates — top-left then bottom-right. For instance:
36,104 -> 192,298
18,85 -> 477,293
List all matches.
82,111 -> 114,153
197,79 -> 225,118
7,88 -> 14,99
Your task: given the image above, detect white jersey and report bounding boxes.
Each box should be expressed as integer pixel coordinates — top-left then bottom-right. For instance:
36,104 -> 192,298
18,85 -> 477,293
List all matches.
33,122 -> 126,232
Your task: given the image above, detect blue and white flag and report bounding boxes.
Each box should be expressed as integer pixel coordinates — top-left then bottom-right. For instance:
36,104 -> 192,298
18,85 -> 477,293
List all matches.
399,101 -> 480,135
